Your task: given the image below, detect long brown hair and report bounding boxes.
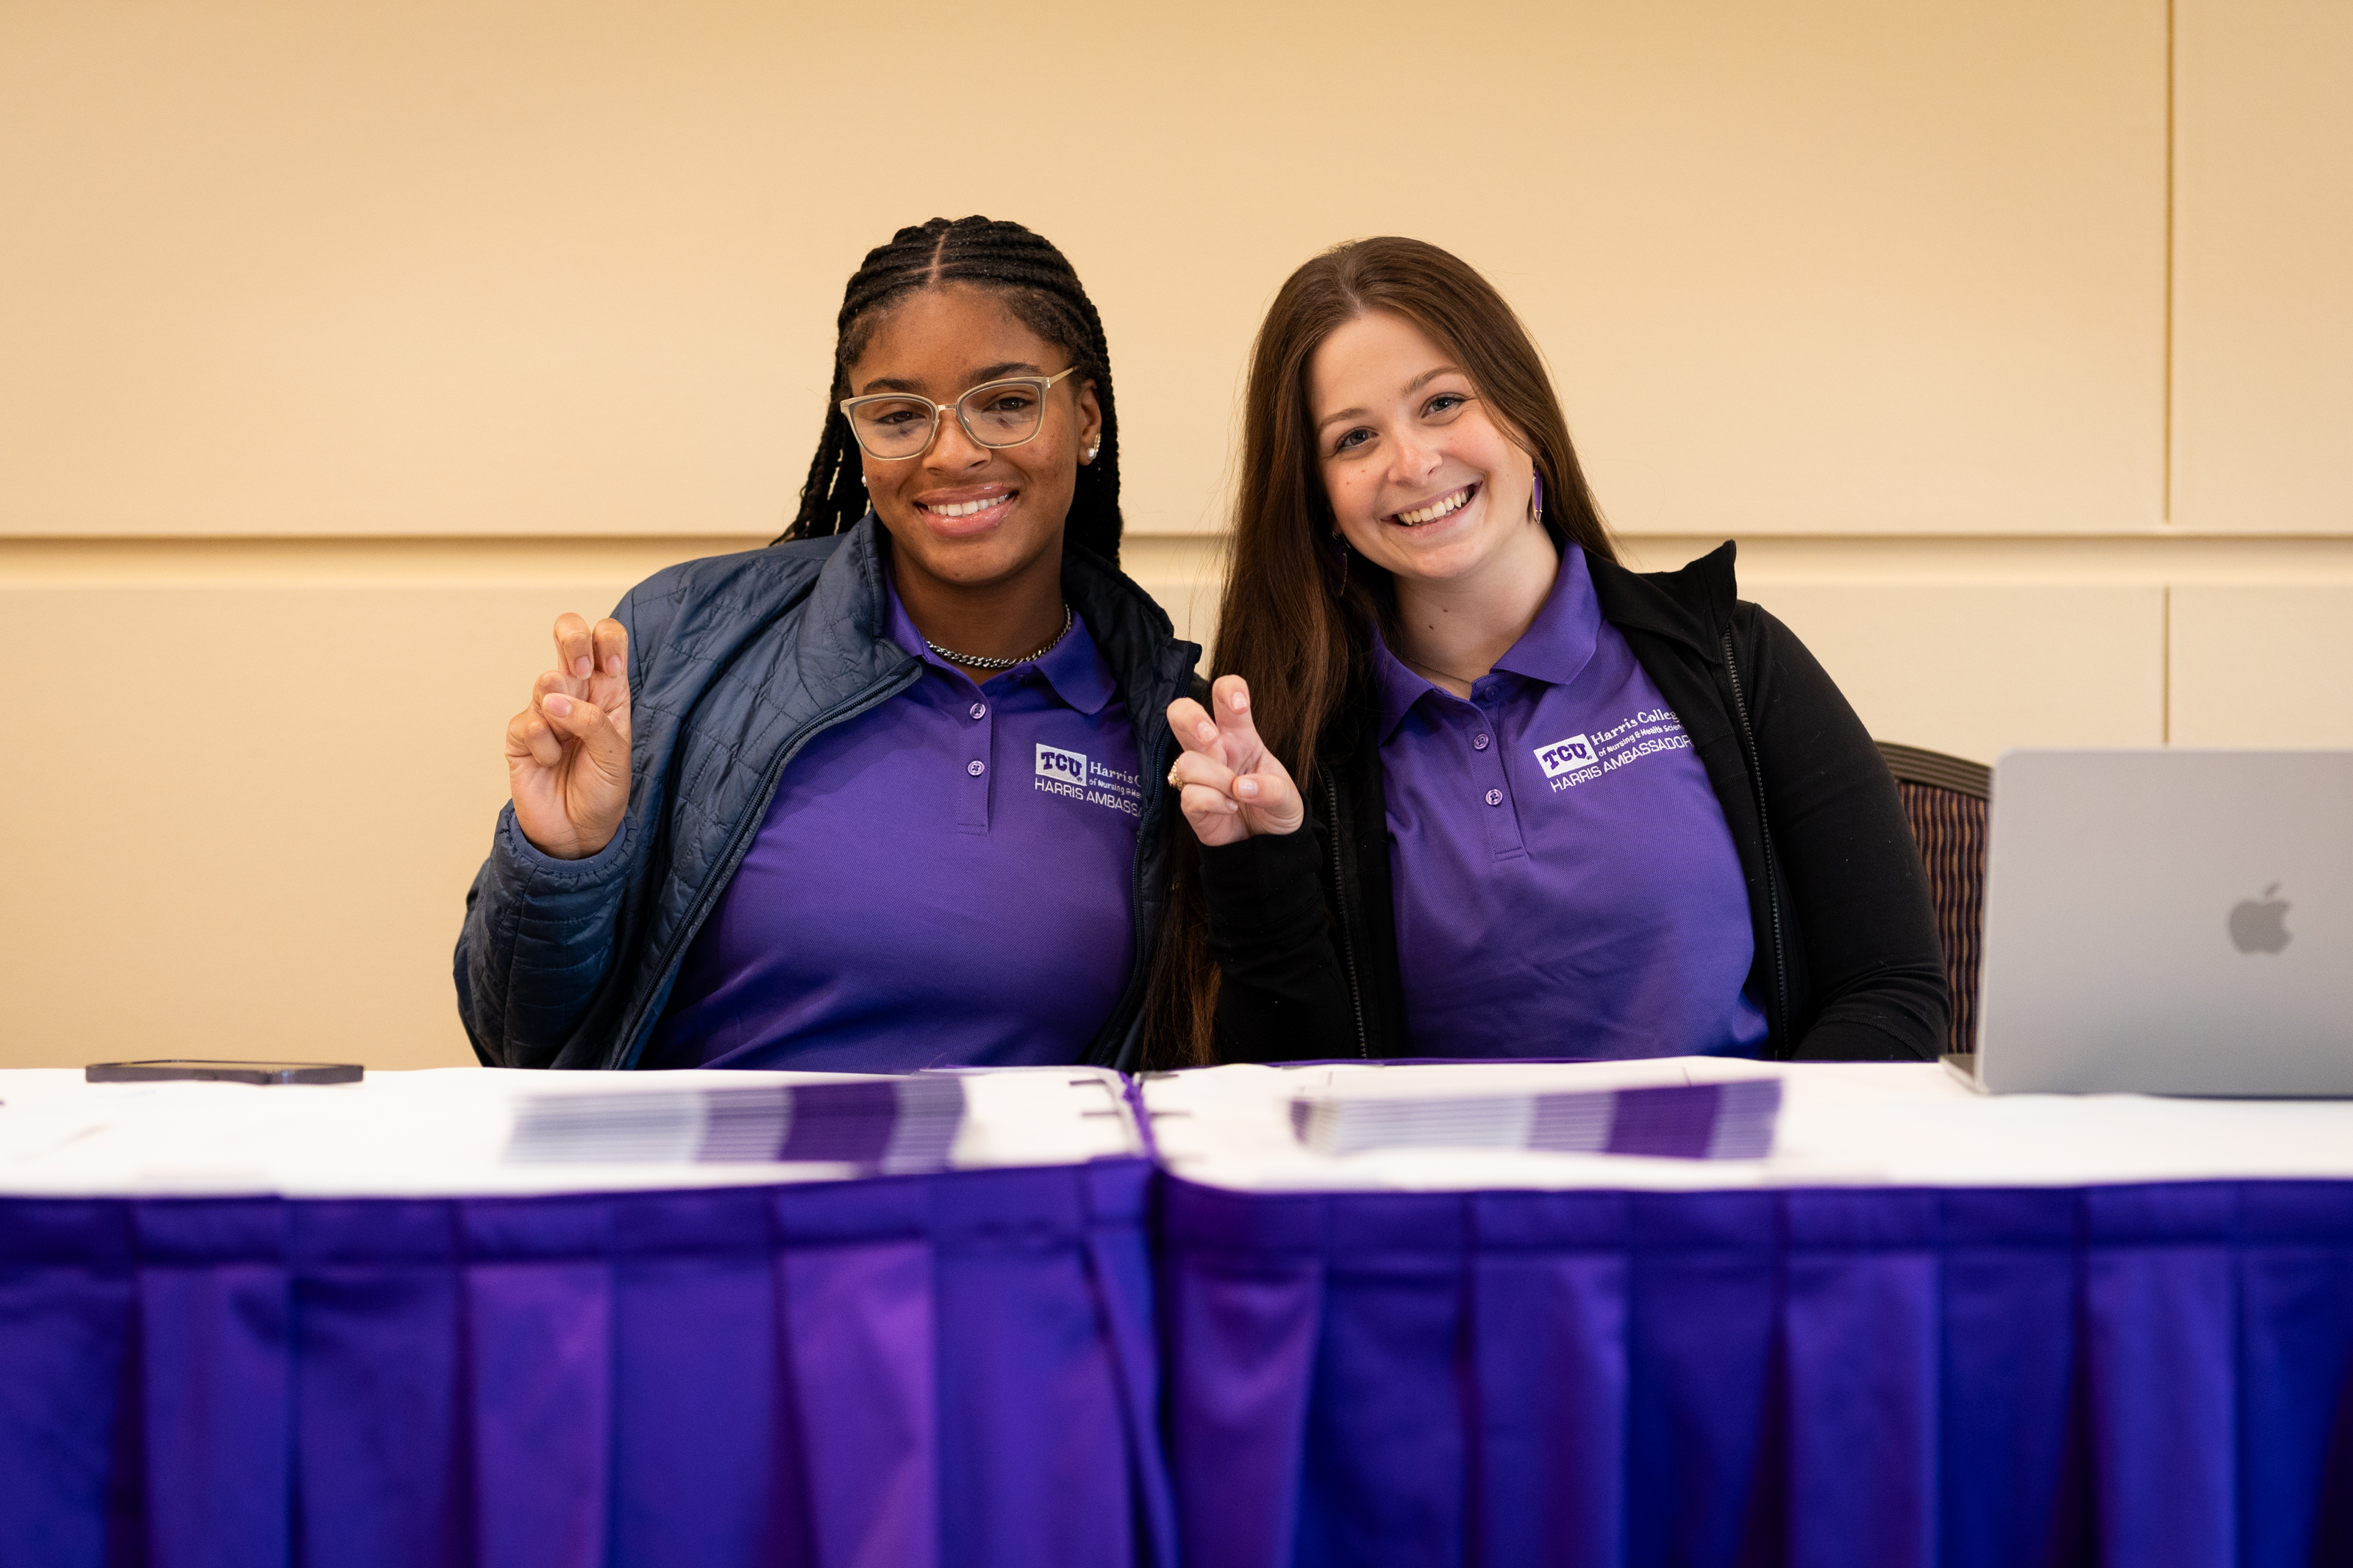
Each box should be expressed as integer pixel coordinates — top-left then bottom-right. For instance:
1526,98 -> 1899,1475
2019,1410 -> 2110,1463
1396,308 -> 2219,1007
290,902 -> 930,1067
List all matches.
1145,236 -> 1618,1065
1224,236 -> 1617,783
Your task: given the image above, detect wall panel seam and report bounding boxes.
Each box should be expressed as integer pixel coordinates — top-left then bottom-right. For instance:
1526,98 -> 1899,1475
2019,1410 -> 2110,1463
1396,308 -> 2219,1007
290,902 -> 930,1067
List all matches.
2163,0 -> 2177,525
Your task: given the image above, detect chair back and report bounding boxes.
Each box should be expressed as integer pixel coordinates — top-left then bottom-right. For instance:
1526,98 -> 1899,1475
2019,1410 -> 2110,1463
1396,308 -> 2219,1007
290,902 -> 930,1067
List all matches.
1876,742 -> 1991,1056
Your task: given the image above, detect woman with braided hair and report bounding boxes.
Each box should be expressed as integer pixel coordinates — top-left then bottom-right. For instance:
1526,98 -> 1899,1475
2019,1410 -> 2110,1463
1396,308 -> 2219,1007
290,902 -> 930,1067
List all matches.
456,217 -> 1200,1072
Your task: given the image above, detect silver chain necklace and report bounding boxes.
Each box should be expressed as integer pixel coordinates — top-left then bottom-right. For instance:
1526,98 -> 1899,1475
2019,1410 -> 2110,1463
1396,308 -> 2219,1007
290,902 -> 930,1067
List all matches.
924,604 -> 1074,673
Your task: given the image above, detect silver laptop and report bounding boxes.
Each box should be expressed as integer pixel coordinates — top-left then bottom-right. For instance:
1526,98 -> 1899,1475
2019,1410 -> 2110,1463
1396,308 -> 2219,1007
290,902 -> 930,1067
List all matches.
1963,749 -> 2353,1095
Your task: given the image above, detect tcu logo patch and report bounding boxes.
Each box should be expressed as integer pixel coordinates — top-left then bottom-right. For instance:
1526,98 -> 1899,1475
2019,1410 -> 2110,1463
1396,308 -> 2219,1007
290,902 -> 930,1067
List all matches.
1534,734 -> 1596,779
1035,745 -> 1090,784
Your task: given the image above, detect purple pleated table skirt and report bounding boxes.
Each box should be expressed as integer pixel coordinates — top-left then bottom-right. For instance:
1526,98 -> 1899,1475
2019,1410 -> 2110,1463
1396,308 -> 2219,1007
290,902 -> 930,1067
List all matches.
1160,1177 -> 2353,1568
0,1159 -> 1172,1568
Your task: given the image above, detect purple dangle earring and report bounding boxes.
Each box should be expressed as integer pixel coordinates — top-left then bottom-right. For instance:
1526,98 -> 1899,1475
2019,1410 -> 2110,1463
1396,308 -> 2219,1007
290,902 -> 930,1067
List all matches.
1531,471 -> 1545,526
1329,534 -> 1349,595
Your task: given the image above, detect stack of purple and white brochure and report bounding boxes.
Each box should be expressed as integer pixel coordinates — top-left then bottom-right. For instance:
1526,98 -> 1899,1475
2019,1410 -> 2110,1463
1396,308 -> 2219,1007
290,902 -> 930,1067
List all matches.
1141,1061 -> 1797,1192
1287,1076 -> 1782,1161
504,1073 -> 973,1172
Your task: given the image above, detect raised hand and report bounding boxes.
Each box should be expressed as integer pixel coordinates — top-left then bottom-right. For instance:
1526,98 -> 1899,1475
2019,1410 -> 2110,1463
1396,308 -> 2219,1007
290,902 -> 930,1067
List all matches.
1165,675 -> 1306,848
504,613 -> 632,859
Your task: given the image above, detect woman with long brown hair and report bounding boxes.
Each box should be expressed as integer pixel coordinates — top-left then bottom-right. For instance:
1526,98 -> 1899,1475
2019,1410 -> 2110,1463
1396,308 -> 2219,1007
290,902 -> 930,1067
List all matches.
1161,237 -> 1946,1063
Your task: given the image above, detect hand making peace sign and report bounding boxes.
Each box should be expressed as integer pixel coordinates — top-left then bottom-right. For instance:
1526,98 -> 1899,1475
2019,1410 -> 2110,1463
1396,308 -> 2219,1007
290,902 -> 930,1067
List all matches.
504,613 -> 632,859
1164,675 -> 1307,848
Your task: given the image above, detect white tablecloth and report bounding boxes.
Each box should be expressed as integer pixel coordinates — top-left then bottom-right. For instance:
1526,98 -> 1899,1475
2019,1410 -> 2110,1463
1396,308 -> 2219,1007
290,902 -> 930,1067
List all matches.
1141,1058 -> 2353,1192
0,1065 -> 1143,1197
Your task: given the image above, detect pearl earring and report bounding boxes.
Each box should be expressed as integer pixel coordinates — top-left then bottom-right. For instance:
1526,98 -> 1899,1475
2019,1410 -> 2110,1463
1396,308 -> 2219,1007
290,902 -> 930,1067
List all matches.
1083,443 -> 1100,462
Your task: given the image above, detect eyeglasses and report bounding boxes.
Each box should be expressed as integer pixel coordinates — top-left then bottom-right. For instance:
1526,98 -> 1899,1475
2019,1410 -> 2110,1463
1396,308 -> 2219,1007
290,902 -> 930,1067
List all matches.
838,367 -> 1079,461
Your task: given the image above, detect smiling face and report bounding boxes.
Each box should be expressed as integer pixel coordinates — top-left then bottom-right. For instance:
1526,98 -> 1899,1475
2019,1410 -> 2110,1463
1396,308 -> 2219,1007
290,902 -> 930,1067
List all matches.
845,283 -> 1101,595
1309,309 -> 1543,590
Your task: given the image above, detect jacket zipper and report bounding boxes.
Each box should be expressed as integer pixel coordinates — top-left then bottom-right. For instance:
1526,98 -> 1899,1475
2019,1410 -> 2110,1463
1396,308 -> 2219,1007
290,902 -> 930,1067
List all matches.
1719,626 -> 1791,1053
609,663 -> 923,1068
1326,774 -> 1371,1059
1090,668 -> 1176,1070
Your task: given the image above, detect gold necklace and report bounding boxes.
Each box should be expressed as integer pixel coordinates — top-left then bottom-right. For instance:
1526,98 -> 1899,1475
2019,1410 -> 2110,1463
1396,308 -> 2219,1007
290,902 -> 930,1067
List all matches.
1401,651 -> 1488,689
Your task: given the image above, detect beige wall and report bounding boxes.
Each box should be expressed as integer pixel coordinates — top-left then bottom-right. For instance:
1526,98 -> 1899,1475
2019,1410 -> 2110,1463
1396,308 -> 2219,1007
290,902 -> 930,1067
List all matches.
4,1 -> 2348,1070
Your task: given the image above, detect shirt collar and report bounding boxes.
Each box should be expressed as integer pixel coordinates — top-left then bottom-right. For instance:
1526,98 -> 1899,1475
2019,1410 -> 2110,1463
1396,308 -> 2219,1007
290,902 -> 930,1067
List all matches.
885,570 -> 1115,716
1369,631 -> 1438,744
1368,544 -> 1601,742
1490,543 -> 1602,687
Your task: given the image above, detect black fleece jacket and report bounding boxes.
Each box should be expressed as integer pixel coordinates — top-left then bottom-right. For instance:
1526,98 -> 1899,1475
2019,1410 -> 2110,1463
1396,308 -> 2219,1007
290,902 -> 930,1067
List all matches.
1197,542 -> 1949,1062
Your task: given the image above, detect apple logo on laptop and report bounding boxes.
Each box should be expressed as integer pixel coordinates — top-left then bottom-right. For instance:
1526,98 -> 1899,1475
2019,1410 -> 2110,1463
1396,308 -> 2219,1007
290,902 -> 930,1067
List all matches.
2228,884 -> 2292,954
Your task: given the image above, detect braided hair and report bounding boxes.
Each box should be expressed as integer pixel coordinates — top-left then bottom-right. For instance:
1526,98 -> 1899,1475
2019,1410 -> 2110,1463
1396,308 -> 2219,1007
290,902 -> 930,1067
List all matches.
780,217 -> 1125,564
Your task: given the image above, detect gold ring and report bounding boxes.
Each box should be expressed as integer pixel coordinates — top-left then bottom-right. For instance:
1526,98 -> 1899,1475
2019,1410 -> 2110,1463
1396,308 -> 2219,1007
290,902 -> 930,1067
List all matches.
1166,765 -> 1185,789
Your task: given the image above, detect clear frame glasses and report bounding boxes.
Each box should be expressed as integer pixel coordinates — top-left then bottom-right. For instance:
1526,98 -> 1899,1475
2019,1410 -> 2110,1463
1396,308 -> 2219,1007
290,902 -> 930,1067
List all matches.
838,367 -> 1079,461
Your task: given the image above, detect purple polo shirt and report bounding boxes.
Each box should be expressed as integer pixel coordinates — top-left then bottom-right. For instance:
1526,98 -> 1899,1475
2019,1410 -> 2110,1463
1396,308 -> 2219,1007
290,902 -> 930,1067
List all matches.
644,579 -> 1141,1071
1374,545 -> 1768,1059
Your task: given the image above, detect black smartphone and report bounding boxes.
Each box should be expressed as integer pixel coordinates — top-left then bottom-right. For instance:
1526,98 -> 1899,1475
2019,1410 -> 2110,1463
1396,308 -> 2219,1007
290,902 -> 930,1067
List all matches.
85,1059 -> 365,1086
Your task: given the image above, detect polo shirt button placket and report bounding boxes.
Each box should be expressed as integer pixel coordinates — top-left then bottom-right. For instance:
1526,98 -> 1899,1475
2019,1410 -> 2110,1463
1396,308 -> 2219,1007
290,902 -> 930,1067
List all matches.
1468,702 -> 1525,859
957,700 -> 993,834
